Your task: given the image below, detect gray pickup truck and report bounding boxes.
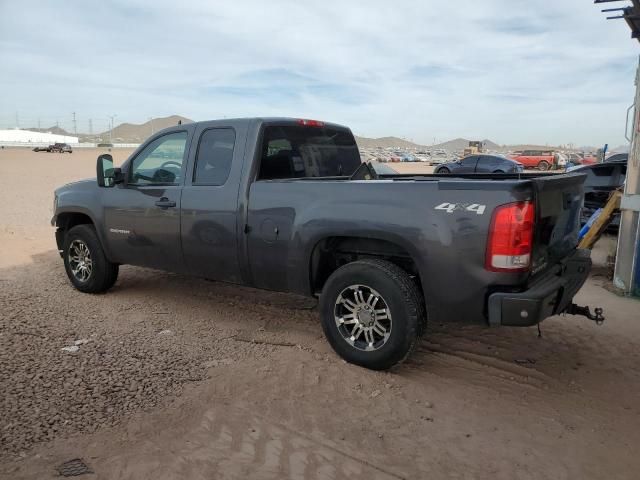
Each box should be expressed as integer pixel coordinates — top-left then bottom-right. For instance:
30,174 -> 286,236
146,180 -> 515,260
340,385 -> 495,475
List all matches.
52,117 -> 600,370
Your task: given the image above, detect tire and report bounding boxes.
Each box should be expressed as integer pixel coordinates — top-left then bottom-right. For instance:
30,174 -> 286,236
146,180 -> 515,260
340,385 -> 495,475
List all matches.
63,224 -> 119,293
537,160 -> 550,171
319,259 -> 425,370
436,167 -> 450,174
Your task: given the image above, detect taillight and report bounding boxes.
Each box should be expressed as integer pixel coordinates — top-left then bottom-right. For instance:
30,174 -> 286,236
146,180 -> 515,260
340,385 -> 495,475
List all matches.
296,118 -> 324,127
485,201 -> 535,272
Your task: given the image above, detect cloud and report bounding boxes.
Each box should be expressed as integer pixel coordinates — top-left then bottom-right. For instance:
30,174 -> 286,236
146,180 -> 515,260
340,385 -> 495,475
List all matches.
0,0 -> 637,145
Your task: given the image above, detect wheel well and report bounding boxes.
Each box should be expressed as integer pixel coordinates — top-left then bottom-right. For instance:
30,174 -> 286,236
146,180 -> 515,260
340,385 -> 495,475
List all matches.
54,212 -> 94,251
310,236 -> 421,294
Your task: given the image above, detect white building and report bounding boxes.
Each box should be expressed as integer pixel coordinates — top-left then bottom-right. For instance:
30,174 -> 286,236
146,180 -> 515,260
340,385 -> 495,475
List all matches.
0,129 -> 79,144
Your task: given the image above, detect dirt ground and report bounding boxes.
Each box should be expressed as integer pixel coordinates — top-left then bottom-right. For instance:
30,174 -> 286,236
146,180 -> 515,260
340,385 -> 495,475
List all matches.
1,147 -> 640,480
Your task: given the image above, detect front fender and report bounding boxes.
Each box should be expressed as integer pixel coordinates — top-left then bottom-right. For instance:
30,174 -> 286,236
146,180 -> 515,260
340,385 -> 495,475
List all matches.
52,180 -> 112,260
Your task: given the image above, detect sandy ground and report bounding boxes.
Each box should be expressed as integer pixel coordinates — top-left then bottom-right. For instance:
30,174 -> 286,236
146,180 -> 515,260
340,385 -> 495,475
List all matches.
1,148 -> 640,479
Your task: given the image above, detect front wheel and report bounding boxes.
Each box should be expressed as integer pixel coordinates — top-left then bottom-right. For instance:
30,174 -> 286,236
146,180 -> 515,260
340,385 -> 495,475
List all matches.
63,224 -> 119,293
436,167 -> 450,174
319,259 -> 425,370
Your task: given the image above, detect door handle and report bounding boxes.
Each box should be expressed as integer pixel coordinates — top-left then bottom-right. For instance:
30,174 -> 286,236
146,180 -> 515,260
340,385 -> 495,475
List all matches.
155,197 -> 176,209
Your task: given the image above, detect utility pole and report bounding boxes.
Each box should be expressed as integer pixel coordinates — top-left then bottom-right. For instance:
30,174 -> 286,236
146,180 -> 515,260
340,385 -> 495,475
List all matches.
614,58 -> 640,296
149,117 -> 154,136
108,115 -> 117,143
37,118 -> 41,130
595,2 -> 640,297
15,112 -> 19,129
88,118 -> 93,135
72,112 -> 77,135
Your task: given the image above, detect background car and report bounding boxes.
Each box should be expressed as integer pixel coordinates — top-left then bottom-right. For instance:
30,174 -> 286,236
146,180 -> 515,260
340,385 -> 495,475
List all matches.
435,154 -> 524,174
580,153 -> 598,165
508,150 -> 555,170
33,143 -> 73,153
429,151 -> 450,165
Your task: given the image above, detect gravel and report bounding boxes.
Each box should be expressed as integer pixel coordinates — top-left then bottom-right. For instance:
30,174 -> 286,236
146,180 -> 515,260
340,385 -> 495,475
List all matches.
0,321 -> 207,455
0,264 -> 280,457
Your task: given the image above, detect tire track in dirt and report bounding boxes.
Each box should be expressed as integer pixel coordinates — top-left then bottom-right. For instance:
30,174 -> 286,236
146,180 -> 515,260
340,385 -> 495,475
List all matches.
95,401 -> 406,480
412,341 -> 552,388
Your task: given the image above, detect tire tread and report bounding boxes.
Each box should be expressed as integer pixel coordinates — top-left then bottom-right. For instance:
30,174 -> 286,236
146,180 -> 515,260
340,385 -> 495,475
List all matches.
320,258 -> 426,370
63,224 -> 118,293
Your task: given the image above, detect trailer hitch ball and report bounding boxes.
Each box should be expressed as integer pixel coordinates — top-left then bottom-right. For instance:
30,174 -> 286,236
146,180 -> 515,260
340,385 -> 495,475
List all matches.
564,303 -> 605,325
593,307 -> 604,325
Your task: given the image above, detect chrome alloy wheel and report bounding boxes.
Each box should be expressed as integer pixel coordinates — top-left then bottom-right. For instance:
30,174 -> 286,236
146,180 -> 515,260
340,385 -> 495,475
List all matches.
68,239 -> 92,282
334,285 -> 392,351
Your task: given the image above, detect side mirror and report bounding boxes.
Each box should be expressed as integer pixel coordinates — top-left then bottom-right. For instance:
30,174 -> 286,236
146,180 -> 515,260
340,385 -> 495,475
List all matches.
97,154 -> 122,187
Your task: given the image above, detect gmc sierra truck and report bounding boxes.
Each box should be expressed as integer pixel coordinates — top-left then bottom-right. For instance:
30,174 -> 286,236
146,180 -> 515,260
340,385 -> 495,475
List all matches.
51,117 -> 602,370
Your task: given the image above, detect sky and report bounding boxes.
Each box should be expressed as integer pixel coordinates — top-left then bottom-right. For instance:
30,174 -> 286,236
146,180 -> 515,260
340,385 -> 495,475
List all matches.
1,0 -> 639,146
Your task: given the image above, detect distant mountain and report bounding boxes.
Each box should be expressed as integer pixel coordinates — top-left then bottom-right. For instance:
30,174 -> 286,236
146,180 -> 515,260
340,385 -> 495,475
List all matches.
355,136 -> 426,149
431,138 -> 500,151
354,135 -> 506,151
103,115 -> 193,143
24,116 -> 590,153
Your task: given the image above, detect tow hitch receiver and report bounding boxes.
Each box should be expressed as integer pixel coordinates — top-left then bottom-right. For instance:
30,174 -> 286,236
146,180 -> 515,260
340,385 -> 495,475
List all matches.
564,303 -> 605,325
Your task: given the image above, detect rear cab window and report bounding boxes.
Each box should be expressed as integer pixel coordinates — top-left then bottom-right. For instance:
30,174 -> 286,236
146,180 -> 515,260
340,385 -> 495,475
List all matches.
258,124 -> 361,180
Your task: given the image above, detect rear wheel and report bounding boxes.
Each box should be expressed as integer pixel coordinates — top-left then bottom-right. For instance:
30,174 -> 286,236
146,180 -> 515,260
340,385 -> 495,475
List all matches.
537,160 -> 550,171
319,259 -> 425,370
63,224 -> 119,293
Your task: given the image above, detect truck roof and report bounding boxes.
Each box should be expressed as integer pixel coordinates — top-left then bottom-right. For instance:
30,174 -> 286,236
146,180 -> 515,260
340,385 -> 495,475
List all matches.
156,117 -> 350,132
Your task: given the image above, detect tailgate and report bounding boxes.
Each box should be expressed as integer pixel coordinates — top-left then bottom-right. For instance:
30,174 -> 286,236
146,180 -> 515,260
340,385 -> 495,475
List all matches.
529,172 -> 587,276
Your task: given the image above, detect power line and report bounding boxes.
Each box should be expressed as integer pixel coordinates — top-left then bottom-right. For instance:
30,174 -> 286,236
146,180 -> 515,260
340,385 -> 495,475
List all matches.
108,115 -> 117,143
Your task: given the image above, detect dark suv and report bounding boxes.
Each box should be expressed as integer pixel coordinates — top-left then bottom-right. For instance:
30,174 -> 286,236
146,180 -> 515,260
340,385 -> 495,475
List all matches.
34,143 -> 73,153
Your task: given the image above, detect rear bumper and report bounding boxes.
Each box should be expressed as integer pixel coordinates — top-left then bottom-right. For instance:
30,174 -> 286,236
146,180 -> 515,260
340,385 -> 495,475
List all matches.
488,249 -> 591,327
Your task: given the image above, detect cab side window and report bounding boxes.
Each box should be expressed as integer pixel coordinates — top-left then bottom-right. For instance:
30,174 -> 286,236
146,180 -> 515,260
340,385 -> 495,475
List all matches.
130,131 -> 187,185
193,129 -> 236,185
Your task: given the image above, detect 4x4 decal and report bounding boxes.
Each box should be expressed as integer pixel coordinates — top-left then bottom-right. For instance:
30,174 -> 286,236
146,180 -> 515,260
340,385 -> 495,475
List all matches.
434,202 -> 486,215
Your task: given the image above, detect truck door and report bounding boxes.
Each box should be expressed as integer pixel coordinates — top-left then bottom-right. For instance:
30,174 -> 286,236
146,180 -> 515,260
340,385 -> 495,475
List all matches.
102,130 -> 191,272
180,123 -> 246,283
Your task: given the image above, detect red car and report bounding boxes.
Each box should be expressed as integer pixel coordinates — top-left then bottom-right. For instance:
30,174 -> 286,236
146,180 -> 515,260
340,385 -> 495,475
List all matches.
580,154 -> 598,165
508,150 -> 555,170
566,152 -> 597,166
